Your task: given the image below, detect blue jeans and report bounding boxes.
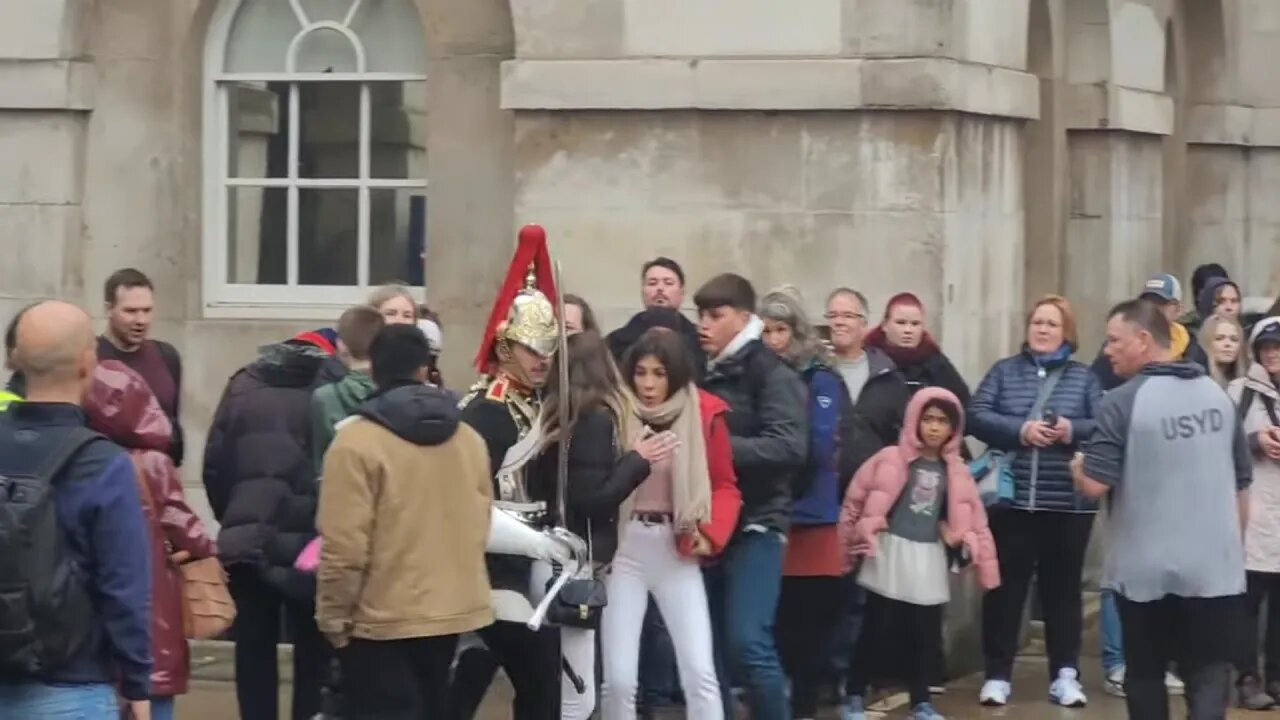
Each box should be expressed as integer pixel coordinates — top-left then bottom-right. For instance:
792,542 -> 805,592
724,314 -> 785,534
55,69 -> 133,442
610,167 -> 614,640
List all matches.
152,696 -> 176,720
1101,588 -> 1124,673
705,529 -> 789,720
0,682 -> 117,719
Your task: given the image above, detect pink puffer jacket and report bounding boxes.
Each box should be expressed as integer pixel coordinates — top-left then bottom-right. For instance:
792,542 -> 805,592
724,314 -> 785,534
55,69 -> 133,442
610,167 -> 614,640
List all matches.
838,386 -> 1000,590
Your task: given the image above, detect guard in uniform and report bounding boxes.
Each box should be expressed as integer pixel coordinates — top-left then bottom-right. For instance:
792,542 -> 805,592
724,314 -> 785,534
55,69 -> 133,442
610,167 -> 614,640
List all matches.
449,225 -> 575,720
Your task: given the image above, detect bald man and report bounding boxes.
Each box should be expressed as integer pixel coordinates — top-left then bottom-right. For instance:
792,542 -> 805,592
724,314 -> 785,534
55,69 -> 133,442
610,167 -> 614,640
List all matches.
0,301 -> 152,720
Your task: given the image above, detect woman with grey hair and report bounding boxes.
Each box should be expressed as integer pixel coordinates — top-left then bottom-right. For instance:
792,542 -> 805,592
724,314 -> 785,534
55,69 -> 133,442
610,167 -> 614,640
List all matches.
759,286 -> 860,720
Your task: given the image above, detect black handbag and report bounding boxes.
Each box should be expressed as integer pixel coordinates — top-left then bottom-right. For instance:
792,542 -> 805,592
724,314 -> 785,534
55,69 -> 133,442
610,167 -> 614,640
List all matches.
544,431 -> 608,629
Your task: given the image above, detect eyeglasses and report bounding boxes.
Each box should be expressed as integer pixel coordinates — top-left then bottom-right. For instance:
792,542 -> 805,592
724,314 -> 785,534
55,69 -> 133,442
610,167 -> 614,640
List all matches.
823,312 -> 866,322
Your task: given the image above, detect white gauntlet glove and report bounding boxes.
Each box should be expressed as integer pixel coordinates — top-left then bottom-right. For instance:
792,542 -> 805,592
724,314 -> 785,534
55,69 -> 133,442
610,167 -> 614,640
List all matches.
486,507 -> 572,564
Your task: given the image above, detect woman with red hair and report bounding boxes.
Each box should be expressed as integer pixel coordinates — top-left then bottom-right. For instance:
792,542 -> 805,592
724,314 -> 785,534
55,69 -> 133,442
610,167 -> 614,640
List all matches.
864,293 -> 971,409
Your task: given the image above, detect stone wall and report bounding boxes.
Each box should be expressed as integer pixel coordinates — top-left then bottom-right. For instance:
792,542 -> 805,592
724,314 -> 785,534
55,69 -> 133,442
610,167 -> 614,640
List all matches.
2,0 -> 1280,675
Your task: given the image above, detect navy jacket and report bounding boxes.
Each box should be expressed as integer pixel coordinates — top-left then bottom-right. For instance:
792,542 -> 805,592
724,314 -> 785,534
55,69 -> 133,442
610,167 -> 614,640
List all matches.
968,349 -> 1103,512
0,403 -> 152,700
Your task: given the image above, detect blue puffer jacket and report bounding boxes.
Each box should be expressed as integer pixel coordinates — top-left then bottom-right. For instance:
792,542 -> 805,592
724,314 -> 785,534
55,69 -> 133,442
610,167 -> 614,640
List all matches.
967,347 -> 1103,512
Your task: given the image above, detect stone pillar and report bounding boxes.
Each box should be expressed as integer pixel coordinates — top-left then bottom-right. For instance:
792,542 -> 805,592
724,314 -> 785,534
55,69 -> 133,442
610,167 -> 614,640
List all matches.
0,0 -> 92,323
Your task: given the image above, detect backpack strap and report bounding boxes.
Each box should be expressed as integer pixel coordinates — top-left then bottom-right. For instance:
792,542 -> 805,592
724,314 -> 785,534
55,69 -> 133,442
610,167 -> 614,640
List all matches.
1240,387 -> 1258,422
33,427 -> 104,486
156,341 -> 182,397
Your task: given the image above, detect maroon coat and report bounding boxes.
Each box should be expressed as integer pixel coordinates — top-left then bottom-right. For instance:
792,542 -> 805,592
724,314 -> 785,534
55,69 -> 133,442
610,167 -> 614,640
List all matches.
85,360 -> 217,697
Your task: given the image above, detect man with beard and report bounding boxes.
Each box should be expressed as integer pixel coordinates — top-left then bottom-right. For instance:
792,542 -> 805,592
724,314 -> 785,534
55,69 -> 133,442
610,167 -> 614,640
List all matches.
449,226 -> 582,720
608,257 -> 705,374
95,268 -> 185,465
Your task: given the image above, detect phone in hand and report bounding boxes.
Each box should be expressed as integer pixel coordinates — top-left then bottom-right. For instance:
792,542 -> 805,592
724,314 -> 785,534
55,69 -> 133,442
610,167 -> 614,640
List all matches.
1042,410 -> 1059,427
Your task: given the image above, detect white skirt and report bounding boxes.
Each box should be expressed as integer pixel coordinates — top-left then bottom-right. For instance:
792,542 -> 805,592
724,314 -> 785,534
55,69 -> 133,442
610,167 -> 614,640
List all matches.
857,533 -> 950,606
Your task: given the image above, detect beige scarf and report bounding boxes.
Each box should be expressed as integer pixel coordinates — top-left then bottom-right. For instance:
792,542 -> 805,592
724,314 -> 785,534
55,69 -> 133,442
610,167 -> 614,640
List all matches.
624,385 -> 712,533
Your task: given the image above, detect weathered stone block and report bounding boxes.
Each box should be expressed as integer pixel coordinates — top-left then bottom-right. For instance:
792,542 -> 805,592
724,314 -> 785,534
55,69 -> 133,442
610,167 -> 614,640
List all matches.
0,0 -> 87,60
502,59 -> 696,109
0,60 -> 93,111
1110,0 -> 1165,92
510,0 -> 623,59
0,204 -> 78,298
0,112 -> 84,204
697,113 -> 805,210
695,60 -> 863,110
841,0 -> 952,57
1185,145 -> 1247,224
952,0 -> 1029,70
623,0 -> 843,57
804,112 -> 947,213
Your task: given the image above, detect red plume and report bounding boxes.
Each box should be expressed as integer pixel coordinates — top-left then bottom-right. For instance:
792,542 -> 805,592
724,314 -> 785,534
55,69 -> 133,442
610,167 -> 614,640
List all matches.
473,224 -> 559,373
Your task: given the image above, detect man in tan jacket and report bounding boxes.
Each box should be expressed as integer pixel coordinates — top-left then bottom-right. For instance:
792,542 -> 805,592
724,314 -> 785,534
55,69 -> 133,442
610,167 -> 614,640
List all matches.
316,324 -> 493,719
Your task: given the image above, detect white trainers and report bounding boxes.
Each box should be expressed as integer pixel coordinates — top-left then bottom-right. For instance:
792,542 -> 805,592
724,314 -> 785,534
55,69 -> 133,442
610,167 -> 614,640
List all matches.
1103,666 -> 1126,697
1049,668 -> 1088,707
1165,671 -> 1185,696
979,679 -> 1011,706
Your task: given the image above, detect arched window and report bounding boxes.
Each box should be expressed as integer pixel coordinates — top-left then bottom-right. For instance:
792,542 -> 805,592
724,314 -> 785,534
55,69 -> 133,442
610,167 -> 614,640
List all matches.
203,0 -> 428,318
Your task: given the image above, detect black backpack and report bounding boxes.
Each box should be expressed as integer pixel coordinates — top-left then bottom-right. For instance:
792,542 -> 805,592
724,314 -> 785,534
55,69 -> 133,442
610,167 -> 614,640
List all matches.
0,427 -> 102,674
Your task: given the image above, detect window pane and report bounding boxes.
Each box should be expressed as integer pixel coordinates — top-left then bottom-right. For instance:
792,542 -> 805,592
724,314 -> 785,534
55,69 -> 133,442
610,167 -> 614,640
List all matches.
295,27 -> 358,73
227,186 -> 288,285
298,82 -> 359,178
225,0 -> 302,74
350,0 -> 427,72
369,82 -> 427,180
299,189 -> 359,285
369,188 -> 425,285
227,82 -> 286,179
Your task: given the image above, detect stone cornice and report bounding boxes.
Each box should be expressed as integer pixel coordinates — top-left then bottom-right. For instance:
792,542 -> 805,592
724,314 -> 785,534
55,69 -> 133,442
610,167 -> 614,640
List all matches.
0,60 -> 93,111
501,57 -> 1040,119
1185,104 -> 1280,148
1064,83 -> 1174,136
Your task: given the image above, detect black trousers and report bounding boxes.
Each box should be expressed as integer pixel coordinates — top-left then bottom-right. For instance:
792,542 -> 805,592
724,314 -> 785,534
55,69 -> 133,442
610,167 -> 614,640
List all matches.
1118,594 -> 1240,720
776,575 -> 845,717
981,509 -> 1094,680
1239,571 -> 1280,682
447,621 -> 559,720
339,635 -> 459,719
228,566 -> 331,720
846,591 -> 942,708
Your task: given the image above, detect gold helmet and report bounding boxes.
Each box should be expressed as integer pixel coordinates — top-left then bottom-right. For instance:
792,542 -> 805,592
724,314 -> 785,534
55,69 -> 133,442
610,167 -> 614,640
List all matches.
474,225 -> 561,378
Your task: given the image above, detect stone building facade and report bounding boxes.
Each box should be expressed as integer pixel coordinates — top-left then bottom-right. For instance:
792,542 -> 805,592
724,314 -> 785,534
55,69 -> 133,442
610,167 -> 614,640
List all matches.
4,0 -> 1279,669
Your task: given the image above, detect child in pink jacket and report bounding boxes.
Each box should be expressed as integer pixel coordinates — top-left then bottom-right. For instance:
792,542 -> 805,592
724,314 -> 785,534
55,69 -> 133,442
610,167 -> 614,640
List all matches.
838,387 -> 1000,720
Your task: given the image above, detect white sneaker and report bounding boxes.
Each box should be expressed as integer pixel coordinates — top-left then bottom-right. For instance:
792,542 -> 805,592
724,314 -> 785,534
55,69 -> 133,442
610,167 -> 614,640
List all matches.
1049,668 -> 1088,707
1103,667 -> 1126,697
979,679 -> 1011,706
1165,671 -> 1185,696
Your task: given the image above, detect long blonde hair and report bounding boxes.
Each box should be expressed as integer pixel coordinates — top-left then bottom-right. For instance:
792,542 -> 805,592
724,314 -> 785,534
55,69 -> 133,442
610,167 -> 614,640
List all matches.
1199,313 -> 1248,387
539,331 -> 640,452
367,283 -> 420,319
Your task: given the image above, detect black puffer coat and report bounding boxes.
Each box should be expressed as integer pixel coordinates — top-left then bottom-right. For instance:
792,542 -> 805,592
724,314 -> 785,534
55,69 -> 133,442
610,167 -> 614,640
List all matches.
203,342 -> 333,600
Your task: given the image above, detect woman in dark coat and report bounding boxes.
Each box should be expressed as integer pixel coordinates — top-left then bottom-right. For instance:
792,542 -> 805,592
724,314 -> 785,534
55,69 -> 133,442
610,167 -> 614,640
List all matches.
968,295 -> 1102,709
863,292 -> 970,407
84,361 -> 217,720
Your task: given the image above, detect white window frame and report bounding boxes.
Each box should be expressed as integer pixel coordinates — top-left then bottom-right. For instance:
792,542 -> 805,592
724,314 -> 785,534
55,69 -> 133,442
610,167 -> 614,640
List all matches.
202,0 -> 428,320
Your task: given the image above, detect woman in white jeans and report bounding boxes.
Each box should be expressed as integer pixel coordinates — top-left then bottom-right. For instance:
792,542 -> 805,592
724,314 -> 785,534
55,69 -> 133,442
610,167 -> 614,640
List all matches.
534,330 -> 682,720
600,327 -> 743,720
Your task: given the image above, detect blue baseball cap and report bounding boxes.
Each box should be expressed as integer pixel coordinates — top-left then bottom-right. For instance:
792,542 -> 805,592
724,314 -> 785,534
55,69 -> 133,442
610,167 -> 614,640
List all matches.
1139,273 -> 1182,303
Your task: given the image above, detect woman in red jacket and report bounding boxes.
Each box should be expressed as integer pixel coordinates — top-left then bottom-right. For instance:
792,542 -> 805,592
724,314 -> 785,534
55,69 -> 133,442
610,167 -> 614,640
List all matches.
84,360 -> 217,720
599,327 -> 742,720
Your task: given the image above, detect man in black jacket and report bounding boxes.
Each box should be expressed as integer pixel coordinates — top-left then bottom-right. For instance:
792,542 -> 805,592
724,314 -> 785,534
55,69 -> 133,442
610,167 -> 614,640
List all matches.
695,273 -> 807,720
607,257 -> 706,374
202,332 -> 339,720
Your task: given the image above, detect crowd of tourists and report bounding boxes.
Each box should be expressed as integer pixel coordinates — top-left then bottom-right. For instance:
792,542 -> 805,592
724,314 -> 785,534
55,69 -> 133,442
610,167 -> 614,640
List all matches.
0,248 -> 1277,720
